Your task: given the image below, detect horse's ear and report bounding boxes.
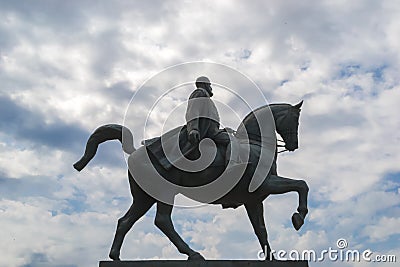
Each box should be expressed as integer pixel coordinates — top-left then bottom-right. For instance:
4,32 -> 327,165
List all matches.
294,100 -> 303,109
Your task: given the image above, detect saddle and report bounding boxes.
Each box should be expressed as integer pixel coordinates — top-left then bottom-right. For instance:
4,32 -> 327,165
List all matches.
141,128 -> 246,169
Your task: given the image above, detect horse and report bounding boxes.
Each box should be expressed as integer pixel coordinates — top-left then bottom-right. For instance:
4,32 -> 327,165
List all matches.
74,101 -> 308,261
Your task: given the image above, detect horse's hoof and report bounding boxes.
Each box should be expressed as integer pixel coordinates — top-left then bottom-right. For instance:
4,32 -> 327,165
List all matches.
292,212 -> 304,231
262,255 -> 275,261
265,256 -> 275,261
188,252 -> 205,261
109,249 -> 120,261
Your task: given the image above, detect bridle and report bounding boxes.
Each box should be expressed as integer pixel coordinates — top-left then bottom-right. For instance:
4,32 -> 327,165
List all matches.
276,120 -> 296,154
277,139 -> 288,154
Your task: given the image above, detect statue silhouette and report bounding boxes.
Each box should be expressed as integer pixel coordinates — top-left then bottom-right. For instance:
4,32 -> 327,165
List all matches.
74,100 -> 308,261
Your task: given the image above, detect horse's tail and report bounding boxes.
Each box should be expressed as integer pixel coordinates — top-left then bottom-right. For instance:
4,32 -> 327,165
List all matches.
120,125 -> 136,154
73,124 -> 136,171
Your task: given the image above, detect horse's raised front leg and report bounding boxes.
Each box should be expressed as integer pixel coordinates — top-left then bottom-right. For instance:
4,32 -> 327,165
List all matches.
155,202 -> 205,260
264,175 -> 309,230
244,201 -> 273,261
109,185 -> 155,260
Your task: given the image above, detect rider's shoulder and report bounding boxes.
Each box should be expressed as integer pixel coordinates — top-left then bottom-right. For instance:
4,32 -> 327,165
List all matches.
189,88 -> 208,99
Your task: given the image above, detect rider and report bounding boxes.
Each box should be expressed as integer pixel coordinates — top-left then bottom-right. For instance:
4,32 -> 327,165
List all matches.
144,76 -> 234,170
186,76 -> 230,148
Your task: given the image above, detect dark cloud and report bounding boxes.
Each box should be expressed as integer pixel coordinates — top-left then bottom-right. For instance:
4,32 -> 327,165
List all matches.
0,175 -> 60,199
0,26 -> 19,51
0,95 -> 88,152
102,81 -> 134,103
14,97 -> 130,171
0,0 -> 171,38
89,30 -> 127,77
0,1 -> 86,34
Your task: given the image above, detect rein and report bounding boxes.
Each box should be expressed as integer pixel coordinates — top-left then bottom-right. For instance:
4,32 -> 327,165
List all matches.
277,139 -> 288,154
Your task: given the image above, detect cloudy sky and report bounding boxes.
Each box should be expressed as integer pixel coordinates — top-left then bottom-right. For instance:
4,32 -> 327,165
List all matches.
1,0 -> 399,266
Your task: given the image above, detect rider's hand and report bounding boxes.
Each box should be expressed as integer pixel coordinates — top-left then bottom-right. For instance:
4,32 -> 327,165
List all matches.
224,127 -> 235,134
188,130 -> 200,144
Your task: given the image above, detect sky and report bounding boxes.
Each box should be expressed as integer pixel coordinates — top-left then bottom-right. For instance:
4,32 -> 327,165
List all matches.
1,0 -> 399,266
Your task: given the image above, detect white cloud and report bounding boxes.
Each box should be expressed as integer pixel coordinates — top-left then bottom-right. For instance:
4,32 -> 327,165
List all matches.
364,217 -> 400,242
0,0 -> 399,266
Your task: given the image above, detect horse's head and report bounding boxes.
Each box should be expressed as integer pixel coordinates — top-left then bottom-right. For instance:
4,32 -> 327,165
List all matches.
270,101 -> 303,152
235,101 -> 303,152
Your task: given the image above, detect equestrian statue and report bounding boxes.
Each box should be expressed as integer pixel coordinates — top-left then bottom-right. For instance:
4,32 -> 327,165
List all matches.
73,76 -> 309,261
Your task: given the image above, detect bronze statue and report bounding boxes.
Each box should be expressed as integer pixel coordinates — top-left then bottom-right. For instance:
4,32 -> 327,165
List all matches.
74,77 -> 308,261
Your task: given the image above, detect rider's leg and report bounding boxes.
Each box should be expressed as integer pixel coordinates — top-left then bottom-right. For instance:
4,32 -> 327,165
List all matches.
213,131 -> 244,166
212,131 -> 231,145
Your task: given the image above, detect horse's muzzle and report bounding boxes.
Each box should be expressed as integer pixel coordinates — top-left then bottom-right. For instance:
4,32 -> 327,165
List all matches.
286,143 -> 298,152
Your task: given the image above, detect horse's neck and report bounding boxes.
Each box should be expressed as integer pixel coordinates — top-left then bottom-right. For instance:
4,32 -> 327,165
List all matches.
269,104 -> 291,123
235,103 -> 291,146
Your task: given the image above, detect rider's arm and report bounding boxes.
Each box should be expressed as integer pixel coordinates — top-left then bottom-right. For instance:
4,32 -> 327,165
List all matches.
185,89 -> 208,134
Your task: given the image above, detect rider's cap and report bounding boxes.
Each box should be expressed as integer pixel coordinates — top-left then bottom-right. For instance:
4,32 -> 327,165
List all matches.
195,76 -> 211,84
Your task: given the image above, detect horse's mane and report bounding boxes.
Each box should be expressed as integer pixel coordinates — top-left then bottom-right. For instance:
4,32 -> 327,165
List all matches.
241,103 -> 292,122
235,103 -> 294,141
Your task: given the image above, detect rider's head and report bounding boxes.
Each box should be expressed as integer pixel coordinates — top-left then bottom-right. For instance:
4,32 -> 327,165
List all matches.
195,76 -> 213,97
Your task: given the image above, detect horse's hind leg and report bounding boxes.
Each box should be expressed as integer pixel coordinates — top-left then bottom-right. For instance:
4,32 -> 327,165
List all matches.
264,175 -> 309,230
109,189 -> 155,260
155,202 -> 205,260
